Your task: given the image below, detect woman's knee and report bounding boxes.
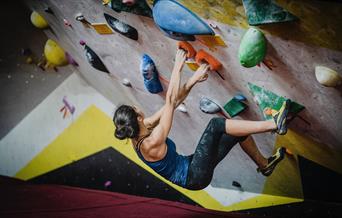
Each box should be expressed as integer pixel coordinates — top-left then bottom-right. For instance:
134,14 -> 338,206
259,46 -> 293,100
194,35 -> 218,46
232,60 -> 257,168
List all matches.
186,178 -> 211,190
207,117 -> 225,131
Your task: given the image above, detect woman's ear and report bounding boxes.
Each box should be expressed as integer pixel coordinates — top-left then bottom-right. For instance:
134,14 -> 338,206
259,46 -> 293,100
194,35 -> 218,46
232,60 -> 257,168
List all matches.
137,115 -> 143,122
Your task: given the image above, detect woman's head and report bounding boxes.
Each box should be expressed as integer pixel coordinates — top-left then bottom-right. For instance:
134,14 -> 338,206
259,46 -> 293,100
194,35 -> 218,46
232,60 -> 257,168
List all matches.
113,105 -> 141,140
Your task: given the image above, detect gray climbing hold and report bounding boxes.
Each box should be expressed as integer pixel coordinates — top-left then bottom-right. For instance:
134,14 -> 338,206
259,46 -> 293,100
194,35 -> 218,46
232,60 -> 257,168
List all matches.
122,78 -> 132,87
199,97 -> 221,114
176,103 -> 187,113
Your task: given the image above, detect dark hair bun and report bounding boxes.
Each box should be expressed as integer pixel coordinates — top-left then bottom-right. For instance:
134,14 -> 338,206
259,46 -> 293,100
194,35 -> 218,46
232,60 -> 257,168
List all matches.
113,105 -> 140,140
115,125 -> 135,140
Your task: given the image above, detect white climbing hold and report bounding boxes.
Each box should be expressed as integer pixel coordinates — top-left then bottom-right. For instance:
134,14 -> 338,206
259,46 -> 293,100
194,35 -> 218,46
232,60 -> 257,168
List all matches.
122,78 -> 132,87
315,66 -> 342,87
176,103 -> 187,113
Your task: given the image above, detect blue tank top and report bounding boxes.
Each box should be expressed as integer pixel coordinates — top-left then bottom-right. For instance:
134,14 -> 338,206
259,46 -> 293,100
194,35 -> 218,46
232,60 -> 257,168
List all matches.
136,137 -> 190,187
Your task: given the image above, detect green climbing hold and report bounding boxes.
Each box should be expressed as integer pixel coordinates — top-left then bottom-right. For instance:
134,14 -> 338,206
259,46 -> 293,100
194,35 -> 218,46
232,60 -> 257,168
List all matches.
242,0 -> 298,26
223,98 -> 247,117
238,27 -> 267,68
248,83 -> 305,120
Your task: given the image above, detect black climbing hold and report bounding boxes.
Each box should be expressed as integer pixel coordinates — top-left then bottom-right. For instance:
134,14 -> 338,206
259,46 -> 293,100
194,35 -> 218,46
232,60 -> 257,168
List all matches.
83,45 -> 110,74
104,13 -> 138,40
232,181 -> 242,188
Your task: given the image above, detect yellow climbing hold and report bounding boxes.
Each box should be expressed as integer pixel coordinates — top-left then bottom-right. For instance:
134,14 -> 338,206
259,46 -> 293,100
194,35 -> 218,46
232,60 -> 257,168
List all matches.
44,39 -> 68,66
30,11 -> 49,29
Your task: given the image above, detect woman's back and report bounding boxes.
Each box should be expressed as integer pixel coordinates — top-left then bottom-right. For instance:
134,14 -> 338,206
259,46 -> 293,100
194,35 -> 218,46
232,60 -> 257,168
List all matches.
136,137 -> 190,187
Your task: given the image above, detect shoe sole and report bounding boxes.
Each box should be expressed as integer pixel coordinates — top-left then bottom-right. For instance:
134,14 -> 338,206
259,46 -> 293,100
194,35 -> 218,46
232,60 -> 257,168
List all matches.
258,147 -> 286,176
275,100 -> 291,135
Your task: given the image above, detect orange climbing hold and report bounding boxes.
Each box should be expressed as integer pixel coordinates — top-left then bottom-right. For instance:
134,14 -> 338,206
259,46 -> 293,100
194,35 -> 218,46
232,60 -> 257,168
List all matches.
195,49 -> 222,71
178,41 -> 196,58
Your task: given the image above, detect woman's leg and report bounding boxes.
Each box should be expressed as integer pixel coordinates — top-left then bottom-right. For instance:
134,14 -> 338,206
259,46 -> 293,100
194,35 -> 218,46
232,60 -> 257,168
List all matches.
225,99 -> 292,136
239,136 -> 268,169
225,119 -> 276,137
186,117 -> 246,190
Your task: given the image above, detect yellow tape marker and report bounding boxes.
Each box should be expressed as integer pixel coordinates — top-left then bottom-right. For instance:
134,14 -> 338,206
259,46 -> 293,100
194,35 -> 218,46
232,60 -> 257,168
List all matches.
91,23 -> 114,34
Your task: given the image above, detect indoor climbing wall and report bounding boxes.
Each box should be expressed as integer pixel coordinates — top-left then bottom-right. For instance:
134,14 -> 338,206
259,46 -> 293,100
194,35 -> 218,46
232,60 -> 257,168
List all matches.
1,0 -> 341,213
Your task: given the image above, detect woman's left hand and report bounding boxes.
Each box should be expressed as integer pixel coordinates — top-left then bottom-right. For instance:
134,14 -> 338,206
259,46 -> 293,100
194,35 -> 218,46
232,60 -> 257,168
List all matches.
174,49 -> 187,72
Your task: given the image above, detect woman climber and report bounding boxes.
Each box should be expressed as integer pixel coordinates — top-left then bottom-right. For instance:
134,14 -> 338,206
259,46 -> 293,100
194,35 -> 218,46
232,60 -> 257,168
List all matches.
113,48 -> 291,190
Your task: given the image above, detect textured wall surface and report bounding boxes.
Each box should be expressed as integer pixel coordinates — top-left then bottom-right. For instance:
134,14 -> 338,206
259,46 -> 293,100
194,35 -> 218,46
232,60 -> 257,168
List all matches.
16,0 -> 342,201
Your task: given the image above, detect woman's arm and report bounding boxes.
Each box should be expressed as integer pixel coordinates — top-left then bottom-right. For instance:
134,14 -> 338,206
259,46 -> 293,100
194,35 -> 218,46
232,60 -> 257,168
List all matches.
144,64 -> 209,129
147,49 -> 186,146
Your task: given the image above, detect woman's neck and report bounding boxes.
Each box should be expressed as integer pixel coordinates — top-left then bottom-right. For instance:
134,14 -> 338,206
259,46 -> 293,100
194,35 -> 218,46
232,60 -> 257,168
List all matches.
137,120 -> 150,139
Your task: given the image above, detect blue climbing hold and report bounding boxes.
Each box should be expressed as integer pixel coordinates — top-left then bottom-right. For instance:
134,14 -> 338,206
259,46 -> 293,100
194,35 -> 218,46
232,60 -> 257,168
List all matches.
234,94 -> 247,102
140,54 -> 163,94
153,0 -> 214,36
158,26 -> 196,41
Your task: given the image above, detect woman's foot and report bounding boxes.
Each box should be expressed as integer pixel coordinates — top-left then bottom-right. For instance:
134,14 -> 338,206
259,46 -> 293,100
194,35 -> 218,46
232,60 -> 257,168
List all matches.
272,99 -> 291,135
257,147 -> 286,176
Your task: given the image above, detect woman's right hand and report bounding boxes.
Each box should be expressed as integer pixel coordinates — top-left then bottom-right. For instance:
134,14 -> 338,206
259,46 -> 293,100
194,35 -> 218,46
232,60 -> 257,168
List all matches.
192,64 -> 210,83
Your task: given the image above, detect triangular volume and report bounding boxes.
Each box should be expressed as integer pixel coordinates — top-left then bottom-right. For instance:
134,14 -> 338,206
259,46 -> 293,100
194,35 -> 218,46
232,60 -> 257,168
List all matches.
153,0 -> 214,36
109,0 -> 152,17
29,147 -> 198,206
298,155 -> 342,203
242,0 -> 298,26
248,83 -> 304,120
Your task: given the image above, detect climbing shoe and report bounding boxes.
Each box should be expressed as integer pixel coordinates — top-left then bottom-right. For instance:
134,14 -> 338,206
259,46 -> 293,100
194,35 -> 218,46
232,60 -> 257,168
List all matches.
272,99 -> 291,135
257,147 -> 286,176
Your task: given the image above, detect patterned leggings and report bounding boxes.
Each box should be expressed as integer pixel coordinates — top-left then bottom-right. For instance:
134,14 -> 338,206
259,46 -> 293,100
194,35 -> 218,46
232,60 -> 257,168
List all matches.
185,117 -> 247,190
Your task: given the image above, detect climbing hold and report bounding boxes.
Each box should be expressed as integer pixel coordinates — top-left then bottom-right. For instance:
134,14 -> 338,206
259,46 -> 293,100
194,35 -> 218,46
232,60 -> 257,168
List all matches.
63,18 -> 72,27
108,0 -> 152,17
232,181 -> 242,188
80,41 -> 110,73
122,78 -> 132,87
153,0 -> 214,36
315,66 -> 341,87
248,83 -> 305,120
158,26 -> 196,41
196,49 -> 224,80
79,40 -> 86,46
242,0 -> 298,26
238,28 -> 267,68
65,52 -> 79,67
223,98 -> 248,117
104,13 -> 138,40
44,7 -> 54,15
102,0 -> 110,5
195,49 -> 222,71
178,41 -> 196,58
234,94 -> 247,102
75,13 -> 92,28
104,180 -> 112,187
30,11 -> 49,29
199,97 -> 221,114
79,41 -> 107,72
176,103 -> 187,113
122,0 -> 136,6
140,54 -> 163,94
44,39 -> 68,66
